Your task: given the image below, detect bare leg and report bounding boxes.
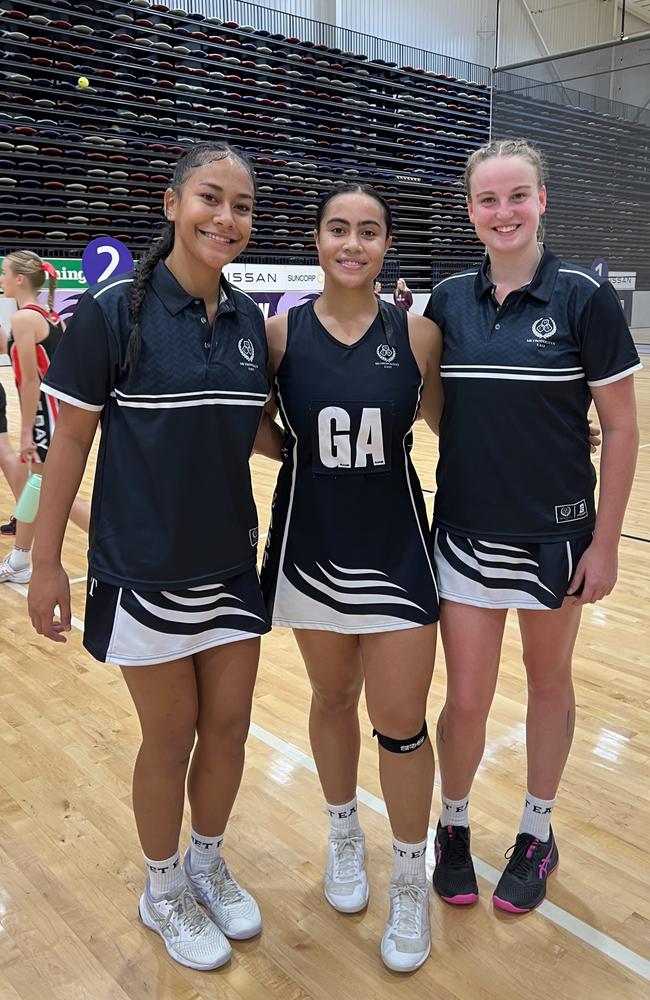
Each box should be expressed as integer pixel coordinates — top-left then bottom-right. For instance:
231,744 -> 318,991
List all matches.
295,629 -> 364,806
187,637 -> 260,835
0,433 -> 20,498
121,658 -> 198,859
437,601 -> 507,800
518,600 -> 582,798
362,624 -> 436,843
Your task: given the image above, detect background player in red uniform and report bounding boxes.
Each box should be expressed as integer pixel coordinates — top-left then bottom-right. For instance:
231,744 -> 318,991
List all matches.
0,252 -> 89,583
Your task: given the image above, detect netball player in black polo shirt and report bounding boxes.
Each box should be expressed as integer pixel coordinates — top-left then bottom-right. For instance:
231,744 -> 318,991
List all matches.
261,185 -> 443,972
28,143 -> 272,971
425,140 -> 640,913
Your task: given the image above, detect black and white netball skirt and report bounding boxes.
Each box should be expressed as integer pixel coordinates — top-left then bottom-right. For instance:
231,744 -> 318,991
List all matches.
433,529 -> 592,611
83,567 -> 271,666
262,473 -> 439,634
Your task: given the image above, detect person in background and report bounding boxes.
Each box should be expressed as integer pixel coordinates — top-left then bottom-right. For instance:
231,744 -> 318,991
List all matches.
393,278 -> 413,312
0,253 -> 89,582
0,322 -> 21,529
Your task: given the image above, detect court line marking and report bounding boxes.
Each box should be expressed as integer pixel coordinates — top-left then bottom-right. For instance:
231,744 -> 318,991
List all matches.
4,581 -> 650,983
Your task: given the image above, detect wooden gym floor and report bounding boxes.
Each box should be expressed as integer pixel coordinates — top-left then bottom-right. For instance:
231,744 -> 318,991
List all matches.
0,363 -> 648,999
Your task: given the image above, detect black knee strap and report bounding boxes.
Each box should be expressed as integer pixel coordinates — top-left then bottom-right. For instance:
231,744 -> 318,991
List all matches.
372,720 -> 428,754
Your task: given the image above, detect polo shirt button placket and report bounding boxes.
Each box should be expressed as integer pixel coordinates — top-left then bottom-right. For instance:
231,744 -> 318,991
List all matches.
199,312 -> 211,353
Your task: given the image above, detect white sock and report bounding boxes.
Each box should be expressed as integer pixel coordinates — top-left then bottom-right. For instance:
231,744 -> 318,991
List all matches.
9,546 -> 30,571
327,796 -> 362,836
519,791 -> 555,841
189,828 -> 224,873
391,837 -> 427,881
144,850 -> 184,898
441,793 -> 470,828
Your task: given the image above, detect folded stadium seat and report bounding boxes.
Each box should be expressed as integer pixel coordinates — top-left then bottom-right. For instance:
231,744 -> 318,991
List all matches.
72,22 -> 94,37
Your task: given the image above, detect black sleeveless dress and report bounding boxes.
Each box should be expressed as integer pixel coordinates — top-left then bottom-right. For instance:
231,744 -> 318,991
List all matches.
261,300 -> 439,633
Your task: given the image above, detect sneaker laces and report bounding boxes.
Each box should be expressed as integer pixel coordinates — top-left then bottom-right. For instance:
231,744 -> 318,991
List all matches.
445,825 -> 471,868
504,834 -> 539,879
331,836 -> 364,882
165,886 -> 209,937
389,880 -> 428,938
204,858 -> 246,905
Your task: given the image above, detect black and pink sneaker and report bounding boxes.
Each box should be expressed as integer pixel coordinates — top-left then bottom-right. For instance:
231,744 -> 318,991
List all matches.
493,828 -> 558,913
432,821 -> 479,905
0,516 -> 16,536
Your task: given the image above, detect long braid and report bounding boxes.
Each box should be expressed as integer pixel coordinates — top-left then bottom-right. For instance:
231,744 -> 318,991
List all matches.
123,223 -> 174,377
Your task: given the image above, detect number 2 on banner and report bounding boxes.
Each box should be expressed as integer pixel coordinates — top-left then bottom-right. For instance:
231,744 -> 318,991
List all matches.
81,236 -> 134,286
96,245 -> 121,283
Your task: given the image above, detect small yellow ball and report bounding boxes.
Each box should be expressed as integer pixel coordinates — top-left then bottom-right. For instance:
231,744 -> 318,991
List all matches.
77,76 -> 89,89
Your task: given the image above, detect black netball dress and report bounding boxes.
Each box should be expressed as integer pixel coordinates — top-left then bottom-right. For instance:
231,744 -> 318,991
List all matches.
262,299 -> 438,633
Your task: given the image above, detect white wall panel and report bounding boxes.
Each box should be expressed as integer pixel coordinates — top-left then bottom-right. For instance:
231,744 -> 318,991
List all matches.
497,0 -> 618,65
334,0 -> 497,67
253,0 -> 336,20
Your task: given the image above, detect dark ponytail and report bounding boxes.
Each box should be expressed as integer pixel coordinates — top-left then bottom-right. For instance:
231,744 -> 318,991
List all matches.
123,140 -> 257,378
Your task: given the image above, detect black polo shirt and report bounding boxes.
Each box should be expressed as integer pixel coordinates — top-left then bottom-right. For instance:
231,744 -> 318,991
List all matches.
424,248 -> 641,541
43,262 -> 269,589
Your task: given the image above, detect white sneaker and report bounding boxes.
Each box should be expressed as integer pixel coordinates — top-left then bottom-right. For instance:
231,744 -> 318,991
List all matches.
0,556 -> 31,584
380,874 -> 431,972
184,850 -> 262,940
324,831 -> 369,913
138,879 -> 232,971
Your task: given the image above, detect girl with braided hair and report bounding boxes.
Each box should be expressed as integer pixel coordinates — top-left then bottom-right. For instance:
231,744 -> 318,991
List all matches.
27,142 -> 273,971
0,252 -> 89,583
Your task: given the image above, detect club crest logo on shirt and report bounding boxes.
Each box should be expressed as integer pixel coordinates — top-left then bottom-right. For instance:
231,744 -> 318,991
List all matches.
532,317 -> 557,340
238,338 -> 255,362
555,499 -> 588,524
375,344 -> 398,367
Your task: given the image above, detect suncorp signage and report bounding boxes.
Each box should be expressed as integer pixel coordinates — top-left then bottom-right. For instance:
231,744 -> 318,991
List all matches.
223,264 -> 325,292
